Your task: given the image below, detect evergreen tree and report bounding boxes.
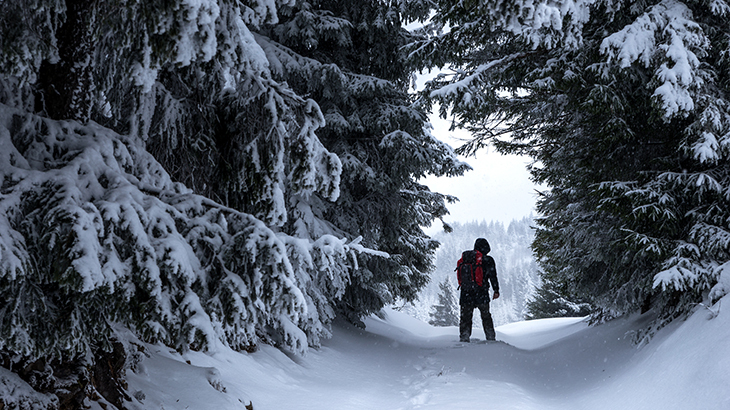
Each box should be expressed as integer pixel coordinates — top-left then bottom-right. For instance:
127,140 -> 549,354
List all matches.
256,0 -> 469,324
412,0 -> 730,333
429,277 -> 459,327
0,1 -> 442,405
525,281 -> 593,320
0,1 -> 471,405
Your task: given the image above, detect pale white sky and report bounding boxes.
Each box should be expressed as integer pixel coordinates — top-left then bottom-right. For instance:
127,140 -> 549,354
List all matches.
411,68 -> 543,234
422,112 -> 542,234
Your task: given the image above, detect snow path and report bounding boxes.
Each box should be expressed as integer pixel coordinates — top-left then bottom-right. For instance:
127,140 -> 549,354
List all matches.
181,311 -> 648,409
128,301 -> 730,410
296,312 -> 636,410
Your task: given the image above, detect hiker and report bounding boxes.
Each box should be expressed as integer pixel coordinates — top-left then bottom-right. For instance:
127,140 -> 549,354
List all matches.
456,238 -> 500,342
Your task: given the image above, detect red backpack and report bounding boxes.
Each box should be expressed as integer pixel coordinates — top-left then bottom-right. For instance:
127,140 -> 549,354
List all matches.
456,250 -> 484,289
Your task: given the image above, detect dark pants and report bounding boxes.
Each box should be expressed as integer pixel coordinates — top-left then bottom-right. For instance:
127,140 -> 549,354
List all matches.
459,302 -> 495,342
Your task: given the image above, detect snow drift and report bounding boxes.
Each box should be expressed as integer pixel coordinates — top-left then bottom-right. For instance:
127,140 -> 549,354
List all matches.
71,295 -> 730,410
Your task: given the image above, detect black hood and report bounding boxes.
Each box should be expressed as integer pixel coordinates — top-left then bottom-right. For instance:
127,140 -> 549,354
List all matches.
474,238 -> 490,254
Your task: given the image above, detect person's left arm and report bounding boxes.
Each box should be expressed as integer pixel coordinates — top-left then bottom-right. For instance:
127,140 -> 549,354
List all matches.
484,256 -> 500,299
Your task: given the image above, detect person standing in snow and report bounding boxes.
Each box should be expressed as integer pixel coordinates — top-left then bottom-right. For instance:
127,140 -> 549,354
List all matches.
456,238 -> 500,342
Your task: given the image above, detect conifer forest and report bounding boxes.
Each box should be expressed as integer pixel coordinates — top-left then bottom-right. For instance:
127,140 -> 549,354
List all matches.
1,1 -> 729,408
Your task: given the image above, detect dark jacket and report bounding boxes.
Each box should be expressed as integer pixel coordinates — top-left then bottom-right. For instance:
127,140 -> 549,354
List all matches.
459,238 -> 499,306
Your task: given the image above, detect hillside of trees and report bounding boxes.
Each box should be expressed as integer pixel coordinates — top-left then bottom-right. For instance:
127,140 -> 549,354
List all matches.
402,218 -> 541,327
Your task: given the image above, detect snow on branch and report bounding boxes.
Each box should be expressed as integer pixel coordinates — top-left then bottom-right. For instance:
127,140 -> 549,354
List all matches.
0,104 -> 356,359
600,0 -> 710,118
709,0 -> 730,16
653,245 -> 708,293
654,223 -> 729,297
0,367 -> 57,409
173,0 -> 221,66
485,0 -> 593,49
710,262 -> 730,303
287,99 -> 342,202
690,98 -> 730,165
428,53 -> 527,102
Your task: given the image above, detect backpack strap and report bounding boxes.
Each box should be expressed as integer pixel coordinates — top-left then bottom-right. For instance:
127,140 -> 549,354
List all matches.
455,256 -> 464,288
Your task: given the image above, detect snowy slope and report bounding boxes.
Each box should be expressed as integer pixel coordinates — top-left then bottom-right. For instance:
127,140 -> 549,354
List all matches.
125,297 -> 730,410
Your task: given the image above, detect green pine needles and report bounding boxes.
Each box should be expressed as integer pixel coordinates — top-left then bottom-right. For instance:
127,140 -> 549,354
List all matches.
413,0 -> 730,333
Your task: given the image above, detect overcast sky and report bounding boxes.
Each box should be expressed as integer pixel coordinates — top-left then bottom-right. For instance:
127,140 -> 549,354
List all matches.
410,67 -> 543,234
422,112 -> 542,235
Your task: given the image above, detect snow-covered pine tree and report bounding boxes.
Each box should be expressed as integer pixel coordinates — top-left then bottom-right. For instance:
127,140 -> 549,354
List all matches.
429,277 -> 459,327
525,281 -> 593,320
411,0 -> 730,335
0,0 -> 386,406
255,0 -> 470,324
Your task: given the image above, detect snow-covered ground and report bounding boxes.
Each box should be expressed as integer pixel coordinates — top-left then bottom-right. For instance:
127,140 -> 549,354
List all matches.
125,297 -> 730,410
